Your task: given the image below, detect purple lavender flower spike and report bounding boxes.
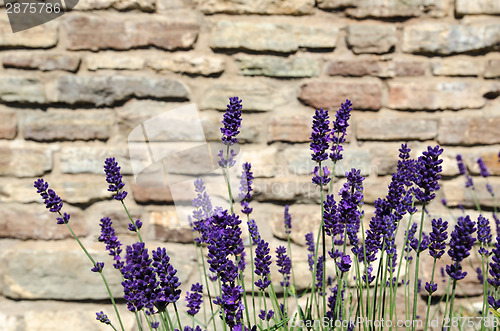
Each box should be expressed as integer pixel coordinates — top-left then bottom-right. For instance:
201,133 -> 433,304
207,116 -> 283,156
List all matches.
324,194 -> 343,243
221,96 -> 243,146
489,237 -> 500,289
128,219 -> 143,232
477,215 -> 492,256
151,321 -> 160,329
465,174 -> 475,189
247,219 -> 261,245
276,246 -> 291,287
305,232 -> 315,271
121,242 -> 157,313
477,158 -> 490,177
456,155 -> 467,175
315,255 -> 324,293
414,145 -> 443,203
96,311 -> 111,325
183,327 -> 204,331
99,217 -> 124,270
425,281 -> 437,295
336,253 -> 352,273
283,205 -> 292,235
152,247 -> 182,312
91,262 -> 104,272
312,165 -> 331,186
56,212 -> 71,225
330,99 -> 352,162
489,296 -> 500,310
34,179 -> 68,223
254,239 -> 272,290
258,309 -> 274,321
239,162 -> 254,215
186,283 -> 203,316
429,218 -> 448,259
404,223 -> 418,261
213,284 -> 244,328
104,157 -> 128,200
446,215 -> 476,280
441,198 -> 447,207
309,108 -> 330,162
218,148 -> 237,168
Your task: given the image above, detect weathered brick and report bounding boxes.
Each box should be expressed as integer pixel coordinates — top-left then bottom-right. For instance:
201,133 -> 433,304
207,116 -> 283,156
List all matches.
23,110 -> 113,141
86,53 -> 145,71
240,146 -> 279,178
267,115 -> 311,143
325,59 -> 425,77
0,144 -> 52,177
0,110 -> 17,139
299,80 -> 382,111
442,177 -> 500,208
51,178 -> 113,204
75,0 -> 155,11
346,25 -> 397,54
64,13 -> 198,51
193,0 -> 314,15
147,53 -> 225,76
0,17 -> 58,48
131,183 -> 174,203
431,57 -> 483,76
236,55 -> 319,77
402,23 -> 500,55
0,77 -> 45,104
464,148 -> 500,176
200,81 -> 286,111
0,241 -> 123,300
0,302 -> 135,331
60,146 -> 133,174
49,75 -> 189,106
318,0 -> 447,17
438,117 -> 500,145
356,117 -> 438,141
210,21 -> 338,53
149,209 -> 193,243
0,204 -> 87,240
387,81 -> 488,110
201,110 -> 261,143
456,0 -> 500,15
3,52 -> 80,72
283,146 -> 370,177
253,176 -> 321,203
485,59 -> 500,78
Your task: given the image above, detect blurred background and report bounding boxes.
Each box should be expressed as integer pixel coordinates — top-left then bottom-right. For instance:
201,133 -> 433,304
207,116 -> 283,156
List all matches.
0,0 -> 499,329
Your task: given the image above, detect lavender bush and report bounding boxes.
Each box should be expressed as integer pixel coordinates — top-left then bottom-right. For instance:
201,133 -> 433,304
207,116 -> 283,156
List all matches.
34,97 -> 500,331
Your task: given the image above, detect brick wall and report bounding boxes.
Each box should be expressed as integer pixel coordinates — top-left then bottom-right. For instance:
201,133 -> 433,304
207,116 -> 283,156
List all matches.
0,0 -> 499,329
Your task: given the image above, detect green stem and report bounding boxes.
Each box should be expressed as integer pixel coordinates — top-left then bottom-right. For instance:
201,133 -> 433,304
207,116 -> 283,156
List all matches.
423,259 -> 437,331
199,246 -> 217,331
63,221 -> 125,331
120,200 -> 143,243
173,303 -> 183,330
411,202 -> 426,331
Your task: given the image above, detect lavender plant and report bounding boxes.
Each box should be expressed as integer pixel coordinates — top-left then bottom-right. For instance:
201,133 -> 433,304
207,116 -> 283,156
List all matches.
34,96 -> 500,331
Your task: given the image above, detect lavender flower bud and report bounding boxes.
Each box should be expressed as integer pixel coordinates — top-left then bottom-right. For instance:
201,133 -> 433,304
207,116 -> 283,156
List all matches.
283,205 -> 292,235
309,108 -> 330,162
477,158 -> 490,177
104,157 -> 128,200
330,99 -> 352,162
186,283 -> 203,316
221,97 -> 243,146
96,311 -> 111,325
